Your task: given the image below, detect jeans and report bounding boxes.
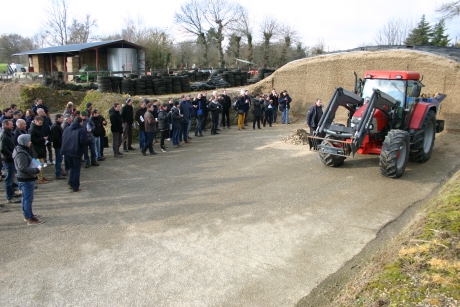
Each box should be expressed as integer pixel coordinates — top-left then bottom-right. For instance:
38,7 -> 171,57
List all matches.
54,148 -> 63,176
264,109 -> 273,126
138,130 -> 146,150
195,115 -> 203,135
112,132 -> 122,155
273,105 -> 279,123
66,156 -> 82,190
94,137 -> 101,160
172,129 -> 180,145
244,109 -> 249,125
281,108 -> 290,124
143,131 -> 155,154
4,161 -> 15,200
19,181 -> 35,219
84,138 -> 96,164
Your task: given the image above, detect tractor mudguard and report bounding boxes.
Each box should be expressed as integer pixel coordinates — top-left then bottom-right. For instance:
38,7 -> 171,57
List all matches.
409,102 -> 436,130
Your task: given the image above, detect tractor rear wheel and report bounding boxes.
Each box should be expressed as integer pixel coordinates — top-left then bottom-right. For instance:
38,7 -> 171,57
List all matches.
318,138 -> 346,167
410,110 -> 436,163
379,130 -> 410,178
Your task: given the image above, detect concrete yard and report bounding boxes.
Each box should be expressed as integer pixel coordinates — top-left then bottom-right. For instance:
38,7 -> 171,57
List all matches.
1,123 -> 459,306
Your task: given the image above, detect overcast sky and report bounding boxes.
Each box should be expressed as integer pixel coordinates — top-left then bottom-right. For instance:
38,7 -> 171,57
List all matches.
2,0 -> 459,51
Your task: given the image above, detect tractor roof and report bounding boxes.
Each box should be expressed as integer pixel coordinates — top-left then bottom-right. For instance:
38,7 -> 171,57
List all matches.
364,70 -> 420,80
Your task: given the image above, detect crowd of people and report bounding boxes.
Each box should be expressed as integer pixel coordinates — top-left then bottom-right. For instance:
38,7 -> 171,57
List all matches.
0,88 -> 294,225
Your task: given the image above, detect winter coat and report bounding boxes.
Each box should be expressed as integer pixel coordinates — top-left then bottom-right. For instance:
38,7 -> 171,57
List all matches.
51,122 -> 64,149
121,104 -> 134,124
306,104 -> 323,128
278,95 -> 292,111
29,122 -> 46,158
91,116 -> 103,137
109,107 -> 123,133
42,115 -> 52,137
61,122 -> 88,158
144,110 -> 157,133
269,93 -> 279,106
252,99 -> 263,117
171,107 -> 182,130
63,107 -> 75,118
13,128 -> 27,146
0,128 -> 15,163
222,94 -> 232,110
32,103 -> 49,115
157,110 -> 171,131
13,145 -> 39,182
179,100 -> 190,123
82,118 -> 95,141
135,107 -> 147,131
236,96 -> 247,111
208,101 -> 222,114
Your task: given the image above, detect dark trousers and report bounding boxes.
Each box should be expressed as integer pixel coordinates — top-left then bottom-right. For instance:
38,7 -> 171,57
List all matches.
244,109 -> 249,125
4,161 -> 15,200
180,122 -> 188,142
222,108 -> 230,127
201,111 -> 208,130
122,122 -> 133,149
211,112 -> 219,134
100,136 -> 105,157
273,105 -> 279,123
160,130 -> 167,149
66,156 -> 82,190
263,109 -> 273,127
45,141 -> 53,163
253,116 -> 261,129
143,131 -> 155,154
112,132 -> 122,155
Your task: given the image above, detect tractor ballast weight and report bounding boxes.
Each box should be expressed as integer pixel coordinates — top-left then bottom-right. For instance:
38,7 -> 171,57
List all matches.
308,70 -> 445,178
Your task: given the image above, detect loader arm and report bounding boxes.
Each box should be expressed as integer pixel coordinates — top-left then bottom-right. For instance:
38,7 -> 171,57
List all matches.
350,90 -> 398,155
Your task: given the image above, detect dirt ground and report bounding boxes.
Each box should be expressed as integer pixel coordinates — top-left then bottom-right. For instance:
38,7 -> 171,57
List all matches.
1,123 -> 460,307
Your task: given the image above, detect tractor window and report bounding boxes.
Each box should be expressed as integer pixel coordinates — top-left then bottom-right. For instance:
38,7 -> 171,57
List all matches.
406,81 -> 416,110
362,79 -> 406,106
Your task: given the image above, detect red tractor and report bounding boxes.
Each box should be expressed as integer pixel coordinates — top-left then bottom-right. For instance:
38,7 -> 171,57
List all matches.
308,70 -> 445,178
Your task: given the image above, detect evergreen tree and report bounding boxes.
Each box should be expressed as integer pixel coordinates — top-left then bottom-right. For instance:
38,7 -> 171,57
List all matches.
431,19 -> 450,46
405,15 -> 433,45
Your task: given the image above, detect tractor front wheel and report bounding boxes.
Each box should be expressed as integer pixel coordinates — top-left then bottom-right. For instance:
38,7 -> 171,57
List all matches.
410,110 -> 436,163
379,130 -> 410,178
318,138 -> 346,167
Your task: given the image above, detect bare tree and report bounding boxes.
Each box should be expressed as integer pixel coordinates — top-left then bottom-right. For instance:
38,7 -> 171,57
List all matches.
279,24 -> 298,65
174,0 -> 209,66
436,1 -> 460,20
68,14 -> 98,44
31,31 -> 48,49
233,7 -> 254,63
204,0 -> 241,68
121,16 -> 149,43
311,38 -> 326,56
43,0 -> 69,46
260,16 -> 280,68
374,17 -> 414,45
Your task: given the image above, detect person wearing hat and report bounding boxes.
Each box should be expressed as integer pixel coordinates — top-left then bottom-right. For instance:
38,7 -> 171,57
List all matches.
121,98 -> 135,152
13,134 -> 43,225
279,90 -> 292,124
85,102 -> 93,115
61,116 -> 88,192
135,99 -> 148,151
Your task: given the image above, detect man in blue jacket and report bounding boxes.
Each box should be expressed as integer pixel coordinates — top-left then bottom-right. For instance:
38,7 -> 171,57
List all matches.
61,117 -> 88,192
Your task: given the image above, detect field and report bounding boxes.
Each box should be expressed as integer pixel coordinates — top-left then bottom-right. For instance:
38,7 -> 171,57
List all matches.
0,63 -> 8,73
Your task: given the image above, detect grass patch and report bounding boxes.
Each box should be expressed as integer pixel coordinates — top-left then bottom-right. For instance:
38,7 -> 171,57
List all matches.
0,63 -> 8,73
333,171 -> 460,306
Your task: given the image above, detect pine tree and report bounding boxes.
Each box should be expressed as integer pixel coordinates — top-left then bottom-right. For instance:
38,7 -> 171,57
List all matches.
431,19 -> 451,46
405,15 -> 433,45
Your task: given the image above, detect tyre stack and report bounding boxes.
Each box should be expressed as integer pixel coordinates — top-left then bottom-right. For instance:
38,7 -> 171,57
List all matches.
97,76 -> 112,93
240,71 -> 248,86
153,76 -> 166,95
196,70 -> 203,81
232,70 -> 242,87
171,76 -> 182,93
223,71 -> 234,87
126,73 -> 138,79
134,78 -> 146,96
121,78 -> 135,96
162,75 -> 173,94
180,75 -> 192,92
207,75 -> 230,88
110,76 -> 123,93
141,75 -> 154,95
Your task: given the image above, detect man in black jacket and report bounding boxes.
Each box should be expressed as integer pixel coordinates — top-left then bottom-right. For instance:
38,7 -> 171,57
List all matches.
36,108 -> 53,166
0,119 -> 20,203
221,90 -> 232,129
135,99 -> 148,151
109,102 -> 123,157
61,117 -> 88,192
29,116 -> 49,184
121,98 -> 135,152
13,119 -> 27,145
51,114 -> 66,179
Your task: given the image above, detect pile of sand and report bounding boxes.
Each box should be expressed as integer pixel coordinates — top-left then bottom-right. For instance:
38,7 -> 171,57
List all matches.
282,129 -> 310,145
250,49 -> 460,133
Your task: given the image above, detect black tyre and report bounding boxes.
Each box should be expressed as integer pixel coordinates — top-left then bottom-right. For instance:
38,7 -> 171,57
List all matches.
410,110 -> 436,163
379,130 -> 410,178
318,137 -> 346,167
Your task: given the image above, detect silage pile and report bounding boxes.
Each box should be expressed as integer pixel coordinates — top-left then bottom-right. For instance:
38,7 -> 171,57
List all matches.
250,49 -> 460,133
282,129 -> 310,145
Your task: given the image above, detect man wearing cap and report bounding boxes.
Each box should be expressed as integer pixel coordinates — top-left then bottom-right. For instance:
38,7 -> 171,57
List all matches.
13,134 -> 43,225
109,102 -> 123,157
121,98 -> 135,152
135,99 -> 148,150
62,117 -> 88,192
85,102 -> 93,115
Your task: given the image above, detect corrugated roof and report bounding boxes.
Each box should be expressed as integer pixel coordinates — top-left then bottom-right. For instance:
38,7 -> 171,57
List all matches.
13,40 -> 143,55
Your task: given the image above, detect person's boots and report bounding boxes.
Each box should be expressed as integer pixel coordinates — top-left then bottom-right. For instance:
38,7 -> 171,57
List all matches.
91,160 -> 100,166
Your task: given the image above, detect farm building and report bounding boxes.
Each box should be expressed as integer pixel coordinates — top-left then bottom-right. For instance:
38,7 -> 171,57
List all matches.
13,40 -> 145,80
